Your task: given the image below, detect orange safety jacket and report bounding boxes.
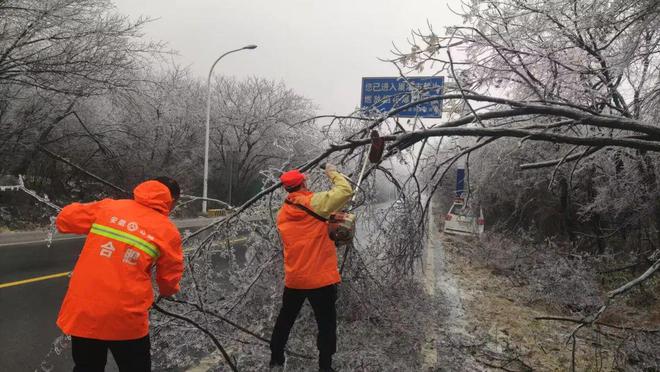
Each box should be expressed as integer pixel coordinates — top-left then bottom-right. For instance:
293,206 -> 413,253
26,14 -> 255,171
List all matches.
55,180 -> 183,340
276,170 -> 352,289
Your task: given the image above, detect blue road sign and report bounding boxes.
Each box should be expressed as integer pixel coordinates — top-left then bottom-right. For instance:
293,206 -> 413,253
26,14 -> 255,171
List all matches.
360,76 -> 444,118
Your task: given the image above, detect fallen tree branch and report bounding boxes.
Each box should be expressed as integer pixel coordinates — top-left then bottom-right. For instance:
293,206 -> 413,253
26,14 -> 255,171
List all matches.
10,176 -> 62,212
390,127 -> 660,153
602,253 -> 660,302
38,145 -> 129,196
350,93 -> 660,140
161,297 -> 313,359
553,251 -> 660,348
519,147 -> 604,170
152,303 -> 239,372
186,96 -> 660,251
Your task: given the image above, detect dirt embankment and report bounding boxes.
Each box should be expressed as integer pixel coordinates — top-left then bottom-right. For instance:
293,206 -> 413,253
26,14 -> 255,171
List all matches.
427,226 -> 660,371
438,235 -> 601,371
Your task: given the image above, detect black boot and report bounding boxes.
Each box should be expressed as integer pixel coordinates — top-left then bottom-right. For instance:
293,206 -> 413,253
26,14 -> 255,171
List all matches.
319,354 -> 334,372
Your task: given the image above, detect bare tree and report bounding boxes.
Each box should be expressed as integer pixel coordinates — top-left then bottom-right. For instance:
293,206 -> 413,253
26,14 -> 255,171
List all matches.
0,0 -> 161,95
0,0 -> 164,176
208,76 -> 317,204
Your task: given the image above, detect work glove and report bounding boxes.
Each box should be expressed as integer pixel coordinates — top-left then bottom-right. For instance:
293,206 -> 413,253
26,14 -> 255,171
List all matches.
324,163 -> 337,177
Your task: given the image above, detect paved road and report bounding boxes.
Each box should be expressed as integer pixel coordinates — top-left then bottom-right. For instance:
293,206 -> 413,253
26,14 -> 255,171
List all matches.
1,235 -> 114,372
0,219 -> 220,372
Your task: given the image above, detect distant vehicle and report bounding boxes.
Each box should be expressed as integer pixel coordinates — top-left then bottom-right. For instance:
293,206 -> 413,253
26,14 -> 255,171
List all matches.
443,197 -> 484,236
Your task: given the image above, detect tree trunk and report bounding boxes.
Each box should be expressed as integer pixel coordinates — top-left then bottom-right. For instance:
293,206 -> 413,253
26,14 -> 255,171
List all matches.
559,177 -> 575,242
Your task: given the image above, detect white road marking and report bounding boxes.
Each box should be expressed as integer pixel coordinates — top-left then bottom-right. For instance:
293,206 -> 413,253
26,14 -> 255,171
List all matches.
421,202 -> 438,369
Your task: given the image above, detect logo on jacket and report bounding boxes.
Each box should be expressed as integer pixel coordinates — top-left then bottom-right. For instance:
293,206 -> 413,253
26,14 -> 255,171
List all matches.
109,216 -> 155,241
122,248 -> 140,265
100,241 -> 116,258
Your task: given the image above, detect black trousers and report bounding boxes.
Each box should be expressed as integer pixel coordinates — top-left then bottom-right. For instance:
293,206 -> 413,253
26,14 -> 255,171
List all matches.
71,335 -> 151,372
270,284 -> 337,368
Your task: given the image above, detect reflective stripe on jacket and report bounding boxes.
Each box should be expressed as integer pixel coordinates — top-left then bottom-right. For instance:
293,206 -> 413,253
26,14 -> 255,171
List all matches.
276,170 -> 352,289
55,180 -> 183,340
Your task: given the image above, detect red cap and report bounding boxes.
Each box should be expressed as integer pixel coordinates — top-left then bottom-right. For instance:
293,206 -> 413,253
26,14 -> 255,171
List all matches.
280,169 -> 306,189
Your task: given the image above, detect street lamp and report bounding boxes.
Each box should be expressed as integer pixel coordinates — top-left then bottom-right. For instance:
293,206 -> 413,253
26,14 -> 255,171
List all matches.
202,44 -> 257,214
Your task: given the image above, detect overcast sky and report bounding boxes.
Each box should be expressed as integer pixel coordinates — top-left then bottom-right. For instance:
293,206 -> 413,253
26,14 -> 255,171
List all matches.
112,0 -> 462,115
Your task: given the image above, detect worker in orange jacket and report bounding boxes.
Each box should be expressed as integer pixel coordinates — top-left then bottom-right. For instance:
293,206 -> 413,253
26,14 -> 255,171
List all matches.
270,164 -> 352,372
55,177 -> 184,372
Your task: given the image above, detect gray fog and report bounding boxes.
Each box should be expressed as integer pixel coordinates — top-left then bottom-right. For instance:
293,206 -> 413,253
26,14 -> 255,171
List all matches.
112,0 -> 461,114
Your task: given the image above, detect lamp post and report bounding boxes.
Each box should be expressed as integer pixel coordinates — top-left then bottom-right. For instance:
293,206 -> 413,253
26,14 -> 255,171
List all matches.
202,44 -> 257,214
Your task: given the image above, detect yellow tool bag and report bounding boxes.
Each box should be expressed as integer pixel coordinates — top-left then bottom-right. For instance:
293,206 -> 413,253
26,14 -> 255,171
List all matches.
284,200 -> 355,243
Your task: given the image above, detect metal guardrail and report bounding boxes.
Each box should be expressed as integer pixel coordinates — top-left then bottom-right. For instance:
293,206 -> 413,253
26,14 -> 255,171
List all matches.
207,209 -> 230,217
